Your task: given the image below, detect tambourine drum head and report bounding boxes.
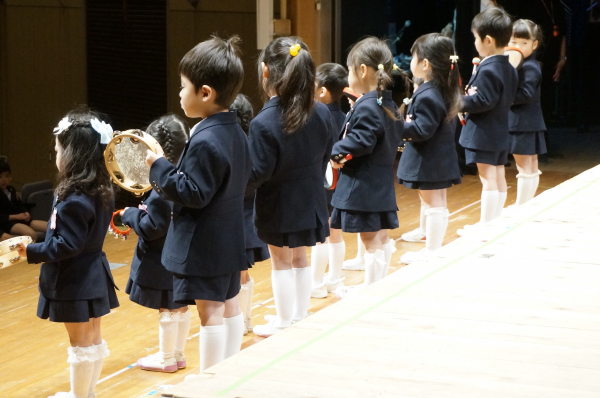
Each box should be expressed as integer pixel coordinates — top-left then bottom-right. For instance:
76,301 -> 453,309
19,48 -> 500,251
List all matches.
115,138 -> 150,187
325,164 -> 334,186
505,49 -> 524,70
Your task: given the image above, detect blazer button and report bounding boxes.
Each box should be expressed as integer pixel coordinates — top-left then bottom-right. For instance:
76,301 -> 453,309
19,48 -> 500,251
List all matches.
403,139 -> 407,142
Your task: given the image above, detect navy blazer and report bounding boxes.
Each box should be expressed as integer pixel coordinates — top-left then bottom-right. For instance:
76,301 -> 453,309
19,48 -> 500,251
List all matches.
509,55 -> 547,132
121,189 -> 172,290
331,90 -> 403,212
0,185 -> 28,225
247,98 -> 334,234
459,55 -> 519,152
26,193 -> 116,301
326,102 -> 346,142
397,82 -> 461,183
149,111 -> 251,277
243,192 -> 267,252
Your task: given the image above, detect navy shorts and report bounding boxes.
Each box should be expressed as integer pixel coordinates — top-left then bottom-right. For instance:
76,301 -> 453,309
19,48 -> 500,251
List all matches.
173,271 -> 241,304
465,148 -> 508,166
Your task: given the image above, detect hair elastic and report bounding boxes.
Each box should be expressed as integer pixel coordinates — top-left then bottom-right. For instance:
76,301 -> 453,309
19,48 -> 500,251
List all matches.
450,55 -> 459,70
289,44 -> 301,57
378,64 -> 384,70
392,64 -> 399,71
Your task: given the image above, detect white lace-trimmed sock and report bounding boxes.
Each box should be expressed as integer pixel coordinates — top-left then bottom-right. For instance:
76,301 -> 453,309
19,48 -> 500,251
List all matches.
87,340 -> 109,398
425,207 -> 446,251
66,344 -> 99,398
381,240 -> 396,280
199,325 -> 226,372
238,282 -> 251,324
496,191 -> 507,218
480,190 -> 499,223
442,208 -> 449,234
530,171 -> 541,202
174,310 -> 191,356
158,311 -> 179,360
419,206 -> 427,234
363,249 -> 386,286
292,267 -> 312,322
310,243 -> 329,287
223,314 -> 244,359
271,269 -> 294,328
326,241 -> 345,283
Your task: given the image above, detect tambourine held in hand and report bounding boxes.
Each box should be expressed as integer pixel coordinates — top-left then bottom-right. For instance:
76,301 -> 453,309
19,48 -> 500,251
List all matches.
109,209 -> 132,241
504,47 -> 524,71
0,236 -> 32,269
325,153 -> 352,190
104,130 -> 163,196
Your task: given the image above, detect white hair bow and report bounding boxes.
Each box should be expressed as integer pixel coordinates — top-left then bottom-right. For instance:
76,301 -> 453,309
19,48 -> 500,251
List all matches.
90,118 -> 113,145
53,117 -> 72,135
403,98 -> 412,105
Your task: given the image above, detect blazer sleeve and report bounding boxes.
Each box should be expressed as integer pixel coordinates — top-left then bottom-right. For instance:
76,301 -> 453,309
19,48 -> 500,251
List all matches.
513,64 -> 541,105
149,139 -> 226,209
26,198 -> 93,264
461,69 -> 503,114
331,105 -> 380,159
403,95 -> 445,142
323,117 -> 335,174
246,118 -> 279,193
121,199 -> 170,242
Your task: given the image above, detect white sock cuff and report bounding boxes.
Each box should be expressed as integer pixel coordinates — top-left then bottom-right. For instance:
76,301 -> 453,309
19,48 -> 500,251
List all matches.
159,310 -> 189,323
366,249 -> 385,263
424,207 -> 446,216
383,239 -> 396,252
67,344 -> 101,363
516,172 -> 537,179
94,339 -> 110,359
329,241 -> 344,249
292,266 -> 310,275
223,313 -> 244,325
242,276 -> 255,288
537,169 -> 542,175
201,324 -> 225,334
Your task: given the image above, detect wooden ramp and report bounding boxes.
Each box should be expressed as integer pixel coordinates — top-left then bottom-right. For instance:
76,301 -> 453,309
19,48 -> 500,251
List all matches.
165,165 -> 600,398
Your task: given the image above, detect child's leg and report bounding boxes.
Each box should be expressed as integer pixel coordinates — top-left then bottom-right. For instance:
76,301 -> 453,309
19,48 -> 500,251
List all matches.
343,234 -> 366,270
291,246 -> 311,321
325,227 -> 345,291
359,231 -> 385,286
514,154 -> 536,205
401,194 -> 428,242
531,156 -> 540,200
379,230 -> 395,279
239,270 -> 254,333
223,295 -> 244,359
196,300 -> 226,372
1,232 -> 13,241
420,189 -> 447,251
88,318 -> 109,398
60,321 -> 98,398
310,240 -> 329,297
9,223 -> 38,242
476,163 -> 500,223
29,220 -> 48,233
495,165 -> 507,218
173,306 -> 191,368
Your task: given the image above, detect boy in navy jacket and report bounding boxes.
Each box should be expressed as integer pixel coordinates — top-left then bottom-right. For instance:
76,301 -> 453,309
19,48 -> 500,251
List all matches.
458,7 -> 518,234
146,36 -> 251,373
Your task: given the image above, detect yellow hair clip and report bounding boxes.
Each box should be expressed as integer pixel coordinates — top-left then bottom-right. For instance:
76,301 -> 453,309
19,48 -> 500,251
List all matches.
392,64 -> 399,71
290,44 -> 301,57
378,64 -> 384,70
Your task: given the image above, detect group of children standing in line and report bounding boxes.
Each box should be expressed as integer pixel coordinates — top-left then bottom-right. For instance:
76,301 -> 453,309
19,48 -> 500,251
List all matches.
14,6 -> 547,397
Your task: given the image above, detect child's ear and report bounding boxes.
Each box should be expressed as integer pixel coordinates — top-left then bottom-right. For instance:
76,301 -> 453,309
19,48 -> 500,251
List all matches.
359,64 -> 368,79
485,35 -> 494,47
422,59 -> 430,71
319,87 -> 327,98
261,62 -> 269,79
532,40 -> 539,51
200,85 -> 215,102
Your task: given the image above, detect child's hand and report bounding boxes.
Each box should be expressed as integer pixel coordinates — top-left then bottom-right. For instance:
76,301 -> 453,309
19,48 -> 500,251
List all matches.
10,213 -> 29,221
330,159 -> 344,169
24,212 -> 31,223
16,242 -> 28,258
119,207 -> 129,217
467,86 -> 478,96
146,150 -> 163,169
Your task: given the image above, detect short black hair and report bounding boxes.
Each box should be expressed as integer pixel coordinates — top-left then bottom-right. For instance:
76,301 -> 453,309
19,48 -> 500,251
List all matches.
0,161 -> 10,174
230,94 -> 254,135
472,7 -> 513,48
179,35 -> 244,108
316,63 -> 348,103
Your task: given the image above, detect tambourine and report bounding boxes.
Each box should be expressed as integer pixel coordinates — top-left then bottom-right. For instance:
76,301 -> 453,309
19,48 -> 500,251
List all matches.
343,87 -> 360,103
104,130 -> 163,196
0,236 -> 32,269
109,209 -> 132,240
504,47 -> 524,71
324,163 -> 338,190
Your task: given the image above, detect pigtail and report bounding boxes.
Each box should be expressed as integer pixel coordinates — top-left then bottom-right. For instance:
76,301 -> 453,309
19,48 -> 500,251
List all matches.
146,114 -> 188,166
446,55 -> 463,123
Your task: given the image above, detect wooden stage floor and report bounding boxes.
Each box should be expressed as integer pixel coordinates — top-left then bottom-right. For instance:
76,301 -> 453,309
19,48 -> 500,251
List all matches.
1,146 -> 599,397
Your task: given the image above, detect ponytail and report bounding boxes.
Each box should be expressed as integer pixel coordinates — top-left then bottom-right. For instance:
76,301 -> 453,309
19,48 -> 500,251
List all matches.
259,37 -> 315,134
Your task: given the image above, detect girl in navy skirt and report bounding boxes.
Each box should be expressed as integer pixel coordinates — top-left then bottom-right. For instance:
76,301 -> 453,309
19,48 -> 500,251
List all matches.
330,37 -> 404,299
17,108 -> 118,398
397,34 -> 463,264
230,94 -> 270,335
247,37 -> 334,337
121,114 -> 191,373
311,63 -> 349,299
508,20 -> 547,205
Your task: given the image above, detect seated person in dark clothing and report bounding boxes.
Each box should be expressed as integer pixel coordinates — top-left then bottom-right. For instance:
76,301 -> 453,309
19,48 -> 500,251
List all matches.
0,161 -> 47,241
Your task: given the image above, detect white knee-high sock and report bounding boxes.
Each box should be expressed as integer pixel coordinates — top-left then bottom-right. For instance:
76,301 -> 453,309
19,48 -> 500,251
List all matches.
480,190 -> 499,223
199,325 -> 226,372
310,244 -> 329,287
419,206 -> 427,234
244,277 -> 254,324
442,208 -> 449,234
238,282 -> 251,323
67,345 -> 98,398
356,234 -> 365,259
326,241 -> 345,283
425,207 -> 446,251
381,240 -> 396,280
516,173 -> 535,205
292,267 -> 312,322
271,269 -> 294,328
88,340 -> 109,398
363,250 -> 386,286
530,171 -> 541,202
174,310 -> 191,356
159,311 -> 179,360
223,314 -> 244,359
496,191 -> 507,218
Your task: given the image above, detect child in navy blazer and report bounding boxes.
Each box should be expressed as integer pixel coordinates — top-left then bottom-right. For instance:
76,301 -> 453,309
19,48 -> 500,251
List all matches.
247,37 -> 334,337
330,37 -> 404,299
146,36 -> 251,373
397,33 -> 463,264
230,93 -> 270,335
121,114 -> 191,373
310,63 -> 349,299
508,20 -> 547,205
18,108 -> 117,398
458,7 -> 519,234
